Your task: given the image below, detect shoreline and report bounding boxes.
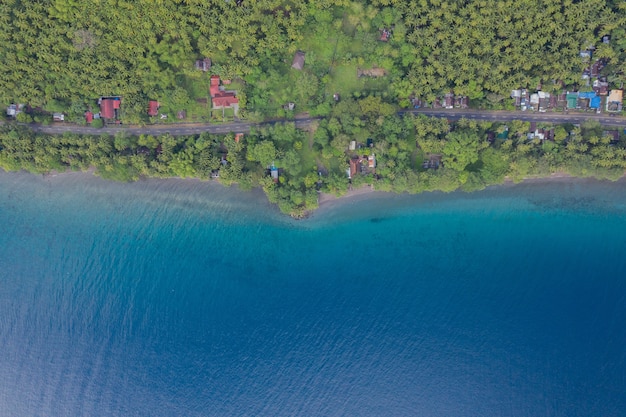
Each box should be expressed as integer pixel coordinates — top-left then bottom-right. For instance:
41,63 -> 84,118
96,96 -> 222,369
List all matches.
316,172 -> 626,210
4,168 -> 626,217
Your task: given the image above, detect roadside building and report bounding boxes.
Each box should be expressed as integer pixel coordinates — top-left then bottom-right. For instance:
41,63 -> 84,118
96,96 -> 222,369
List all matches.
99,97 -> 121,120
578,91 -> 601,111
527,91 -> 551,112
210,75 -> 239,115
511,90 -> 522,107
566,93 -> 578,109
148,100 -> 159,117
6,104 -> 23,117
444,92 -> 454,109
606,90 -> 623,112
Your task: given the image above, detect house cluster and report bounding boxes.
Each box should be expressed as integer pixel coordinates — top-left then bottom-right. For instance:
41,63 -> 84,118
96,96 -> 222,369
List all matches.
210,75 -> 239,116
432,92 -> 469,109
580,38 -> 609,82
346,139 -> 376,179
347,155 -> 376,179
511,87 -> 623,113
85,96 -> 122,123
527,122 -> 555,141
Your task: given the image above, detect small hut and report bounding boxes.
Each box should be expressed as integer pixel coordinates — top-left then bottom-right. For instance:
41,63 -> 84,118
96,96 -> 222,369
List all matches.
270,163 -> 279,183
195,58 -> 212,72
291,51 -> 305,70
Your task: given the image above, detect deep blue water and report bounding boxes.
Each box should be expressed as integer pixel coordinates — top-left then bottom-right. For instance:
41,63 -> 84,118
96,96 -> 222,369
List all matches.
1,171 -> 625,417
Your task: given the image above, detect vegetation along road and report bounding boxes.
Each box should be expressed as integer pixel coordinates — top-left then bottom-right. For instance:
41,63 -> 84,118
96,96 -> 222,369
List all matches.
23,110 -> 626,137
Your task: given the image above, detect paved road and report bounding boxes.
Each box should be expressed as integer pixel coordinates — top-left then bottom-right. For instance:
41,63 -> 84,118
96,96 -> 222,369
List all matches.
26,118 -> 320,137
7,109 -> 626,137
404,108 -> 626,128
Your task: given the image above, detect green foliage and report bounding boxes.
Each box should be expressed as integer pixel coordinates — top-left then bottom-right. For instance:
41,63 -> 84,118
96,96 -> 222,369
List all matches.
443,130 -> 487,172
247,141 -> 277,167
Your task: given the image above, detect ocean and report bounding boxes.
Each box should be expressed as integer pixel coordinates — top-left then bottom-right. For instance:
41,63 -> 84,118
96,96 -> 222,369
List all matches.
0,171 -> 625,417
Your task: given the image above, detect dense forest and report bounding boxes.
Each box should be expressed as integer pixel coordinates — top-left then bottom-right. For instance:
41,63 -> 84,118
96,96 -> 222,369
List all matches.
1,0 -> 626,121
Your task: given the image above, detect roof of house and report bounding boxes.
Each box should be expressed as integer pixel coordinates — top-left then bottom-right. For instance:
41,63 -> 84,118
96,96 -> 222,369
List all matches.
590,60 -> 604,77
349,159 -> 359,177
85,111 -> 93,123
291,51 -> 305,70
209,75 -> 239,109
210,75 -> 220,97
578,91 -> 596,99
566,93 -> 578,108
590,96 -> 601,109
549,95 -> 558,107
368,154 -> 376,168
148,100 -> 159,116
608,90 -> 623,102
100,99 -> 117,119
212,94 -> 239,108
195,58 -> 211,71
177,110 -> 186,119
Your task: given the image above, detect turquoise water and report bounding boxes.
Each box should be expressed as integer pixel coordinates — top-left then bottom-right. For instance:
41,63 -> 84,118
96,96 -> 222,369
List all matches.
1,171 -> 625,417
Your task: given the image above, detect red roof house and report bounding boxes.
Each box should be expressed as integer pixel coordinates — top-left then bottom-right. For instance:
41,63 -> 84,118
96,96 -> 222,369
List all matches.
210,75 -> 220,97
148,100 -> 159,117
100,100 -> 115,119
99,97 -> 121,119
85,111 -> 93,123
213,94 -> 239,108
210,76 -> 239,115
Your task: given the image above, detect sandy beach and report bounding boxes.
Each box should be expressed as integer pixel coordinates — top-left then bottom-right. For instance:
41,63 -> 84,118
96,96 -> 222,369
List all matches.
318,184 -> 381,206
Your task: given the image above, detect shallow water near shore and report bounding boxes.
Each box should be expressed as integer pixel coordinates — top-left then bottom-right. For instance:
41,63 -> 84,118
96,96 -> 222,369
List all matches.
1,171 -> 626,417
